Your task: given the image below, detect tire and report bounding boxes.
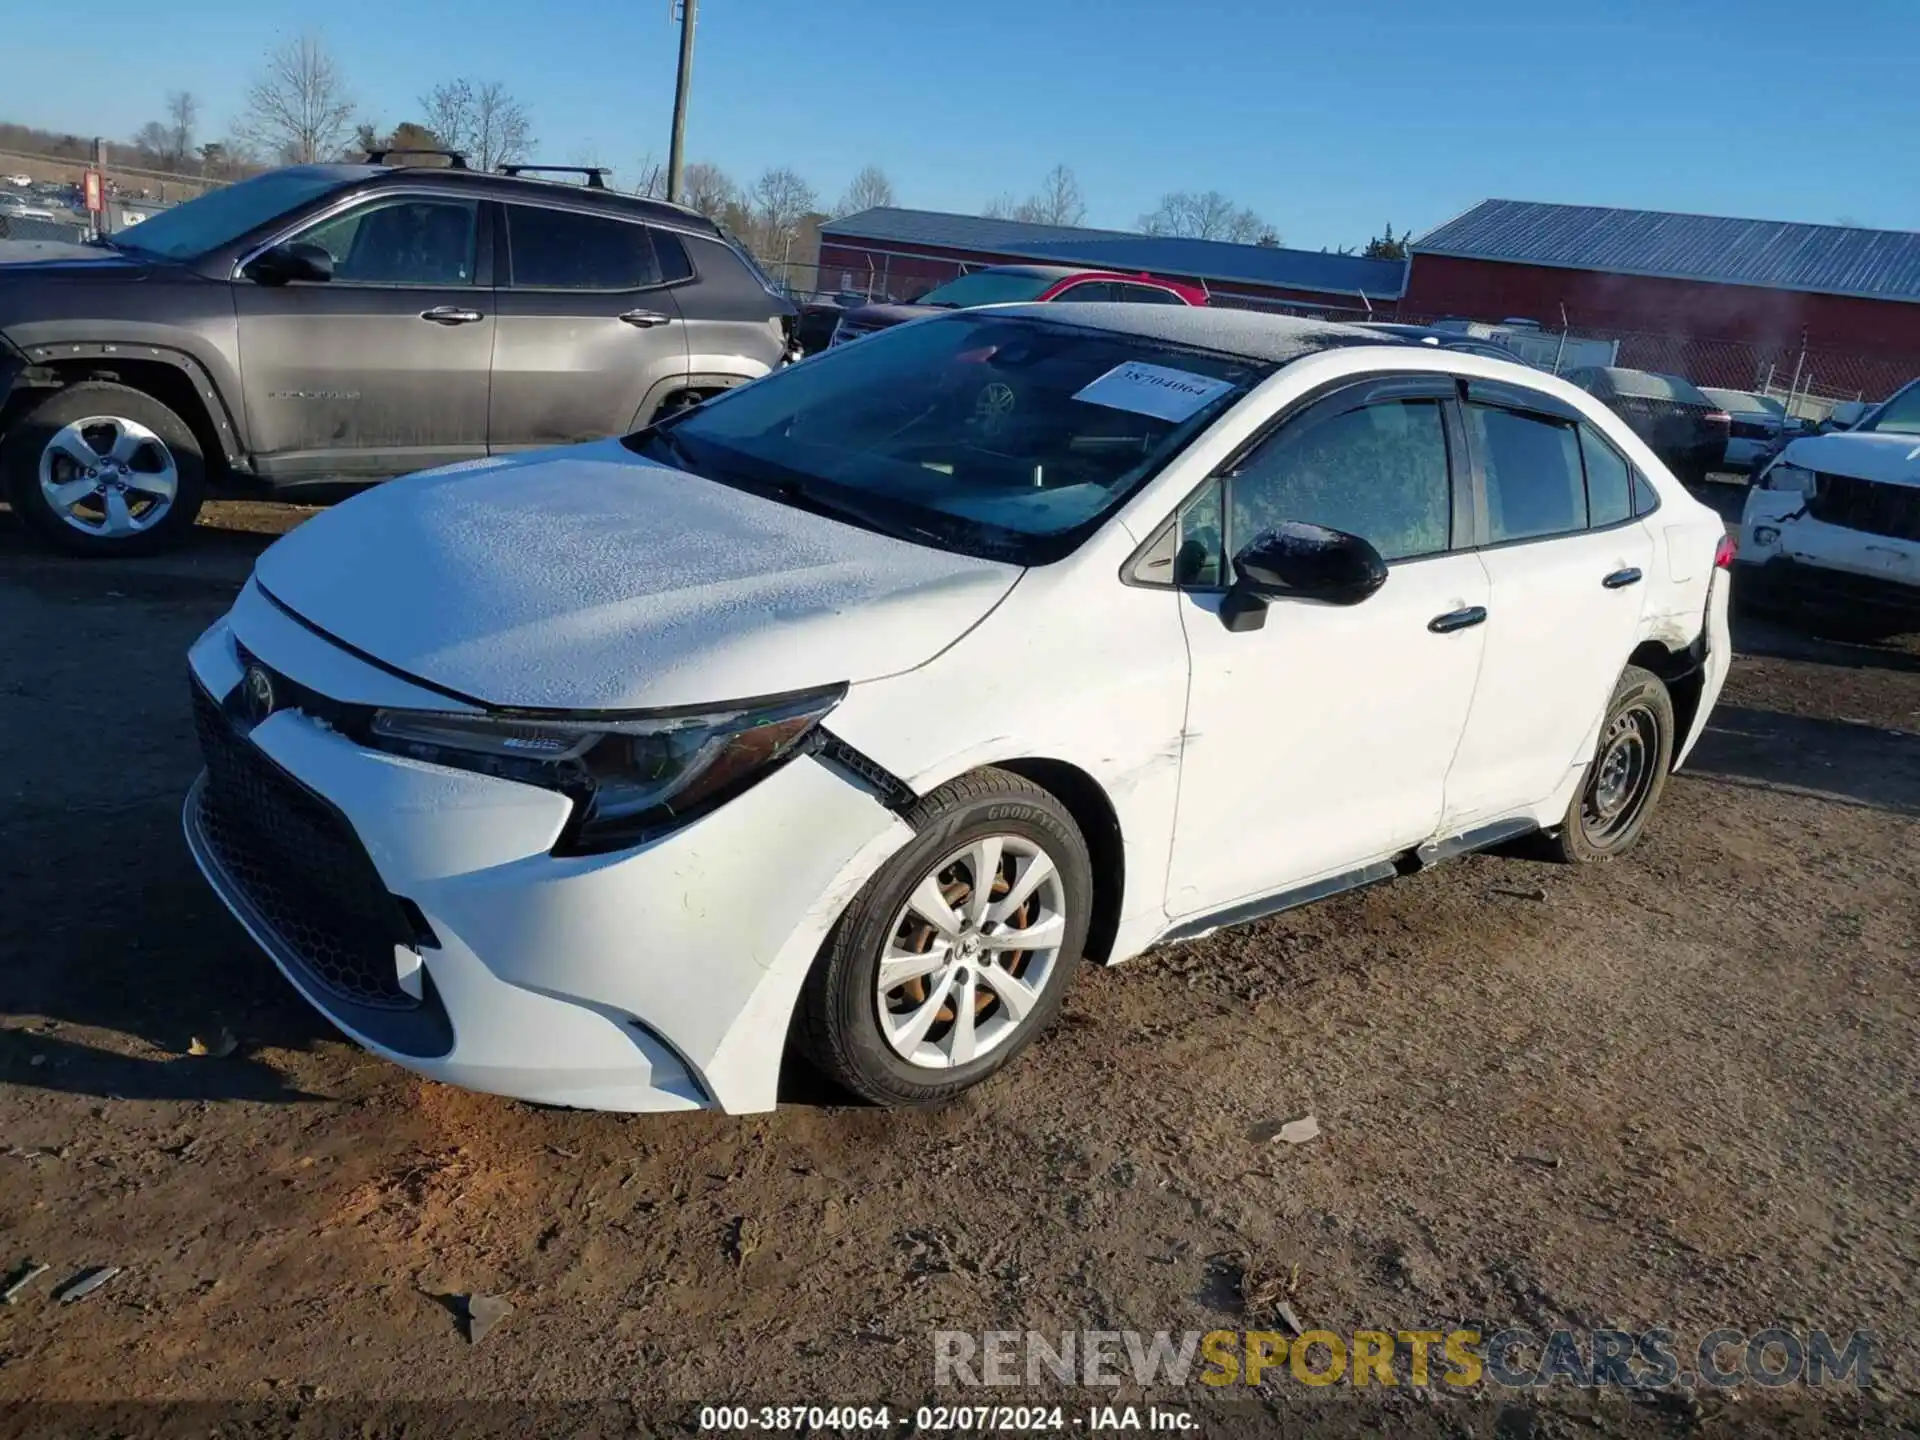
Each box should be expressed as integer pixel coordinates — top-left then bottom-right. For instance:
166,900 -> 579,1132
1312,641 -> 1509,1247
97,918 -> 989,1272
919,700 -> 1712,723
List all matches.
794,767 -> 1093,1107
2,382 -> 207,556
1540,665 -> 1674,864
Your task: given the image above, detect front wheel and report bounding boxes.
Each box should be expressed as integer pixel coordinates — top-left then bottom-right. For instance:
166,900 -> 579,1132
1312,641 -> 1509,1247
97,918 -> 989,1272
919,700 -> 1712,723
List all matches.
1541,664 -> 1674,863
794,768 -> 1092,1107
2,381 -> 207,556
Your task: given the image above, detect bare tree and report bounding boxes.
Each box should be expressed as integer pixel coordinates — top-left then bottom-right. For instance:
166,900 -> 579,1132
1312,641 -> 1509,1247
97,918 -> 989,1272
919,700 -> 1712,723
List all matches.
238,34 -> 354,164
750,166 -> 817,259
1138,189 -> 1269,243
419,78 -> 533,169
1023,163 -> 1085,227
680,161 -> 737,219
836,164 -> 895,216
130,121 -> 173,167
983,166 -> 1085,227
164,92 -> 198,171
629,152 -> 666,198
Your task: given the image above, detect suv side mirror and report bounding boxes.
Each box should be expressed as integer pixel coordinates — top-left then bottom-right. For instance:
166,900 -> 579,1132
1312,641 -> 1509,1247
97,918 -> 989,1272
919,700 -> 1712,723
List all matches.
244,241 -> 334,286
1825,400 -> 1868,430
1220,523 -> 1388,632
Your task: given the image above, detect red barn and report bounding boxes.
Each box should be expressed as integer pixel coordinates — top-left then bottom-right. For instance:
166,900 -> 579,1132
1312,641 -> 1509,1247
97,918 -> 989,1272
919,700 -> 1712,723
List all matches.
1406,199 -> 1920,400
815,207 -> 1407,318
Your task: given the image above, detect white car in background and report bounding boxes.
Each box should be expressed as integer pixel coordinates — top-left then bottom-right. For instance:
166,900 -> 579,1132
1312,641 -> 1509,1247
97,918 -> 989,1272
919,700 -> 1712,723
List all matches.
183,306 -> 1732,1114
1738,376 -> 1920,635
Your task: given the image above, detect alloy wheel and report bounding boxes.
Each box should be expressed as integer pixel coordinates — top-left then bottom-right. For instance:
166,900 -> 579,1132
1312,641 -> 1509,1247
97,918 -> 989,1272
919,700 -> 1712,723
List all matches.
876,834 -> 1069,1070
38,415 -> 179,537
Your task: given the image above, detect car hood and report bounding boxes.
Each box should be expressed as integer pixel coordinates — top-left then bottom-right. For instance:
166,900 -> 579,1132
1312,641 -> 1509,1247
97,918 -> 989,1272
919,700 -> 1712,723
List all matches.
0,237 -> 148,275
253,439 -> 1023,711
1779,431 -> 1920,489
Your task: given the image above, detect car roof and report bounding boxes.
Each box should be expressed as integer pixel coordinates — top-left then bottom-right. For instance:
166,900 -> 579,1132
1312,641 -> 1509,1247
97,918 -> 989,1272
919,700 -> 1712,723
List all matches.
1583,366 -> 1712,403
289,163 -> 723,234
982,302 -> 1399,363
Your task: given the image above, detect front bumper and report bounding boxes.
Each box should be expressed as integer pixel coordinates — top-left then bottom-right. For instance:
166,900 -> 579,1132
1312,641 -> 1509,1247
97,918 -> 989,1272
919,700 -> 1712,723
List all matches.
1736,492 -> 1920,626
183,609 -> 914,1113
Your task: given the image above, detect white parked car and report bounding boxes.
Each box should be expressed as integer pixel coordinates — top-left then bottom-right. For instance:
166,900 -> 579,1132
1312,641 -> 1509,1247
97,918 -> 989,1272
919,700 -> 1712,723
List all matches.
183,307 -> 1733,1113
1738,376 -> 1920,635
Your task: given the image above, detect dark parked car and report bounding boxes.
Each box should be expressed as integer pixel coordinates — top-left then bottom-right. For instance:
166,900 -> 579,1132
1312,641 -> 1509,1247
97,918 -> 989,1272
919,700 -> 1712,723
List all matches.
0,156 -> 796,555
830,264 -> 1207,347
1563,366 -> 1730,484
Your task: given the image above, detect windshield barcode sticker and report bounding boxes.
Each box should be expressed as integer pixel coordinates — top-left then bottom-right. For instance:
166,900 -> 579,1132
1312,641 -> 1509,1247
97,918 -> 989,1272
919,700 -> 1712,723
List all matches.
1072,362 -> 1234,423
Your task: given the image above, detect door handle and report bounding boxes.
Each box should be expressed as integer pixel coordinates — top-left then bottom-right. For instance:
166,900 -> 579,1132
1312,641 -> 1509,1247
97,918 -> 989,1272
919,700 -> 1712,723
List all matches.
1428,606 -> 1488,634
1602,567 -> 1644,589
420,306 -> 484,325
619,309 -> 673,328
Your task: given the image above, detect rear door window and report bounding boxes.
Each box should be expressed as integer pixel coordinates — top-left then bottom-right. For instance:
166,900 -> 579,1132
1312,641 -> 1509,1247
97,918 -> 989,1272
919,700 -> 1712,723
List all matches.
1119,283 -> 1185,305
1579,425 -> 1633,528
651,228 -> 694,283
1054,281 -> 1118,302
506,205 -> 660,289
1468,404 -> 1587,542
1229,398 -> 1453,563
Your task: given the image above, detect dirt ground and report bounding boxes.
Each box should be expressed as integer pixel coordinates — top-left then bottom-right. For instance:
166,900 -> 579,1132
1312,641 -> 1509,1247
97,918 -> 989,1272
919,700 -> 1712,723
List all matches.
1,497 -> 1916,1437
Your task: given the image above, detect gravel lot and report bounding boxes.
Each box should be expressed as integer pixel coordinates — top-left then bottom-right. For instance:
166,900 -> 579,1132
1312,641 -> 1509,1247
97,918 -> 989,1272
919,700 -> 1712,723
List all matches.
1,497 -> 1916,1437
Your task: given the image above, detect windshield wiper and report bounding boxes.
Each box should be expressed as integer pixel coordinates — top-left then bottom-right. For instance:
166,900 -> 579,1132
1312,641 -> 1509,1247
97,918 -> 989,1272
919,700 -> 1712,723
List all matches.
633,426 -> 700,472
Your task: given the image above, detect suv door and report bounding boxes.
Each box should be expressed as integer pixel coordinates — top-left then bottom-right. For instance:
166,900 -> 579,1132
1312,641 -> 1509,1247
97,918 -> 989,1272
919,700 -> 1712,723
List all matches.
233,194 -> 493,482
1437,389 -> 1657,829
1160,380 -> 1492,920
488,203 -> 690,450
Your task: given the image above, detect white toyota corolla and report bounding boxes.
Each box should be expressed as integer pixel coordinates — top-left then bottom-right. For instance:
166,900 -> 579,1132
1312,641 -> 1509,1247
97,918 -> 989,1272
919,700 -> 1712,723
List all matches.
183,306 -> 1732,1113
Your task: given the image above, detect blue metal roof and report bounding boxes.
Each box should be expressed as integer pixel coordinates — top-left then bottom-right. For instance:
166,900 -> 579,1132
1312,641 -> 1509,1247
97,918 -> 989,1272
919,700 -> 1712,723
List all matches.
1413,198 -> 1920,305
820,207 -> 1407,301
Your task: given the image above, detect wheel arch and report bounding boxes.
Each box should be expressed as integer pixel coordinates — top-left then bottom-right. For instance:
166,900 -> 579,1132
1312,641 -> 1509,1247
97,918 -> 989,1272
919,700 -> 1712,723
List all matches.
1627,638 -> 1704,771
6,347 -> 247,480
990,757 -> 1126,965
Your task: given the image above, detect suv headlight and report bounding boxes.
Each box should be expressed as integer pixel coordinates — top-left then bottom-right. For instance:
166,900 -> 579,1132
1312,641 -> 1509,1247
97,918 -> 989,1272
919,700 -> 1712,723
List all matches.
363,685 -> 845,855
1761,461 -> 1817,495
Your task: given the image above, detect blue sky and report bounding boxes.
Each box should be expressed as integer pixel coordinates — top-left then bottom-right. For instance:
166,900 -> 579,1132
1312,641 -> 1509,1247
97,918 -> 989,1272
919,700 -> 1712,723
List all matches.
9,0 -> 1917,250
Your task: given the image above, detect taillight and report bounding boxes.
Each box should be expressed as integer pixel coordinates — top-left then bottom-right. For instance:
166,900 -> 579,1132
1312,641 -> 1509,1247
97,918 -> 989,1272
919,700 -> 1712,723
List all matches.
1714,534 -> 1737,569
1705,410 -> 1732,429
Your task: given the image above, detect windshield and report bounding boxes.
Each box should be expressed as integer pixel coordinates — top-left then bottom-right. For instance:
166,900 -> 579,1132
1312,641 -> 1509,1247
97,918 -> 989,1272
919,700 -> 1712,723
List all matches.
625,313 -> 1267,564
915,271 -> 1060,309
106,169 -> 348,261
1860,379 -> 1920,435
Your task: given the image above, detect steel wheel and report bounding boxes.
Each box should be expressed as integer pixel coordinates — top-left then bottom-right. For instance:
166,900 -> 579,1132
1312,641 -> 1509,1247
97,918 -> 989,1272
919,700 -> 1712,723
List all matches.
876,833 -> 1068,1070
1579,701 -> 1659,845
38,415 -> 178,538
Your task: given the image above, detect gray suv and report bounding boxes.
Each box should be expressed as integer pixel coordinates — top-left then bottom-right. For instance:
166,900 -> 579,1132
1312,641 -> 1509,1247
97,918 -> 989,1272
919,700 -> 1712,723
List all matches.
0,158 -> 795,554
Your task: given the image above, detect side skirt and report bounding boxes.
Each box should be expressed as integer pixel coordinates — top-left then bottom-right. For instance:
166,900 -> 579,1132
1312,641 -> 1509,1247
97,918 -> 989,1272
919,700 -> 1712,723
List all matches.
1154,816 -> 1541,947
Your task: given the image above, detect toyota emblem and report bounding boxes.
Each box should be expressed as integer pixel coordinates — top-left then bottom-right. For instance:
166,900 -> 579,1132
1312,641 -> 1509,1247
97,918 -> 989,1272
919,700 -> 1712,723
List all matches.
241,665 -> 277,725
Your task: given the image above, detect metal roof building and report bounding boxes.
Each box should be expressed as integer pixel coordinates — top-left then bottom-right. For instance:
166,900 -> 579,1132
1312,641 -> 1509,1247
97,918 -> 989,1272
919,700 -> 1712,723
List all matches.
1403,199 -> 1920,397
816,206 -> 1407,313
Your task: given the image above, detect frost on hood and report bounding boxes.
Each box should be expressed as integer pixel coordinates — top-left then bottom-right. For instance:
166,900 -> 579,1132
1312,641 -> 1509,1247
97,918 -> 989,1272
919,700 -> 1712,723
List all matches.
254,440 -> 1021,710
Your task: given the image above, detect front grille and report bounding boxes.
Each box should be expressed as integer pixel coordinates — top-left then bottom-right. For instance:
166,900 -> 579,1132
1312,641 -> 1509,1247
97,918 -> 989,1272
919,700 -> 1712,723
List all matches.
1808,472 -> 1920,542
192,681 -> 420,1010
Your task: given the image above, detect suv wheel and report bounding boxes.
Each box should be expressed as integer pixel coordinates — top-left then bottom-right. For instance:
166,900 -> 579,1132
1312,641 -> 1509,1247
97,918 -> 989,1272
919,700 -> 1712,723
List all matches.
794,768 -> 1092,1107
3,382 -> 207,556
1542,664 -> 1674,863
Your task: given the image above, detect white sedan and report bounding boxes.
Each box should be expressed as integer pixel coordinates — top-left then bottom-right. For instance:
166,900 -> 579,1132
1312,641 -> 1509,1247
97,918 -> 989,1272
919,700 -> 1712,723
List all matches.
183,306 -> 1732,1113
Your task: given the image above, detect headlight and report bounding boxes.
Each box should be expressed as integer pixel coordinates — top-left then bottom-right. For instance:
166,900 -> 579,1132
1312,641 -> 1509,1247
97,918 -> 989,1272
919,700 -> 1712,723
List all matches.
364,685 -> 846,855
1761,461 -> 1817,495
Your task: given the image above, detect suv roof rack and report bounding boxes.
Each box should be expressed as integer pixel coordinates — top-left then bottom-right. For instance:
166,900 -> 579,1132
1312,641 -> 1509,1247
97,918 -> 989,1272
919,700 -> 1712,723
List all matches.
364,148 -> 469,169
498,164 -> 611,190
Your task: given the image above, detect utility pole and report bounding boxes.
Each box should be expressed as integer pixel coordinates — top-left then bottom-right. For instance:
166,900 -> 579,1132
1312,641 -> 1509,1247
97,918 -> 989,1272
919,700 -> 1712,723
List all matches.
666,0 -> 698,204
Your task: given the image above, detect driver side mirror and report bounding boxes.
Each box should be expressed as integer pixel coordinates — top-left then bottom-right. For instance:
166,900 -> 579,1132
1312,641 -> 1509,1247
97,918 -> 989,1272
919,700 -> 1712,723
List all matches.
244,241 -> 334,286
1220,523 -> 1388,632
